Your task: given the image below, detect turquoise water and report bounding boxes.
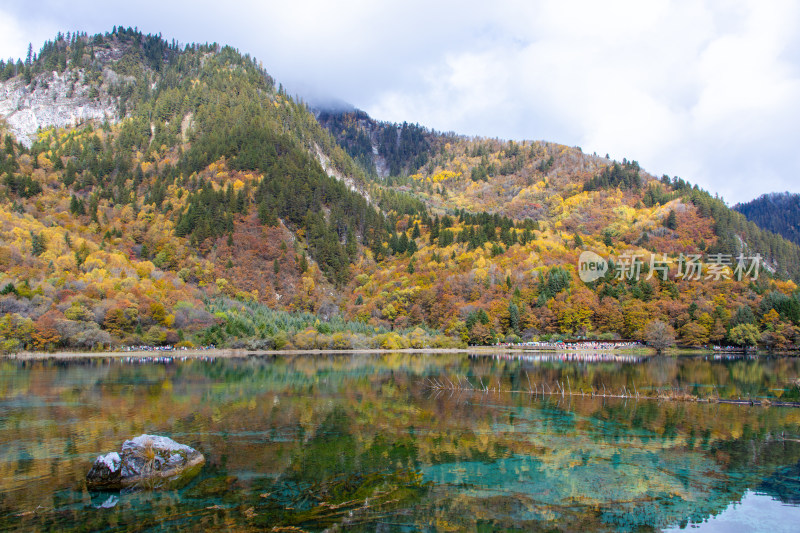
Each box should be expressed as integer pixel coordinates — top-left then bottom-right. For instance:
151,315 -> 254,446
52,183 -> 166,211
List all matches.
1,353 -> 800,531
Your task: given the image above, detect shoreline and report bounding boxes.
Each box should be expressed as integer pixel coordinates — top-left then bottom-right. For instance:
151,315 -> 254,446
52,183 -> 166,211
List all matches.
7,346 -> 793,361
2,346 -> 660,361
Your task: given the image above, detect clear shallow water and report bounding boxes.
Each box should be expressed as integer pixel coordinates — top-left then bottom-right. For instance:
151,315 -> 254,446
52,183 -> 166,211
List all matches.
1,352 -> 800,531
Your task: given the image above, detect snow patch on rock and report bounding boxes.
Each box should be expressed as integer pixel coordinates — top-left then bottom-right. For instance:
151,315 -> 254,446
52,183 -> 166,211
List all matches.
97,451 -> 121,472
122,434 -> 194,454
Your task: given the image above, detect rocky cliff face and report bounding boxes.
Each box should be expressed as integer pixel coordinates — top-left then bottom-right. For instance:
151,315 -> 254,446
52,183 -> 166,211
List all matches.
0,69 -> 119,146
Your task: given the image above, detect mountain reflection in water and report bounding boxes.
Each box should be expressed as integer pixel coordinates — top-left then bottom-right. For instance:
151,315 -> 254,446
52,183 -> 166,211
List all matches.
0,352 -> 799,531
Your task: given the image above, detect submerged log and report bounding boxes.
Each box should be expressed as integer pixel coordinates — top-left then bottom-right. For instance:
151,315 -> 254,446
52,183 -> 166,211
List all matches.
423,378 -> 800,408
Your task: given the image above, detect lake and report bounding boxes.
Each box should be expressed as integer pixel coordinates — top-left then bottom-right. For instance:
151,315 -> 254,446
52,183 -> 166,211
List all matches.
1,352 -> 800,531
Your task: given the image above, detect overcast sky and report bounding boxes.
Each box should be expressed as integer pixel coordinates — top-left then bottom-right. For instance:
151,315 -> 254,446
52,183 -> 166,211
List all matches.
1,0 -> 799,204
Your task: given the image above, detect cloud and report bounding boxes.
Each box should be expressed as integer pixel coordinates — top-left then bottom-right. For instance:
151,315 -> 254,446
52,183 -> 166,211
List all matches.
1,0 -> 799,203
367,0 -> 800,203
0,8 -> 58,62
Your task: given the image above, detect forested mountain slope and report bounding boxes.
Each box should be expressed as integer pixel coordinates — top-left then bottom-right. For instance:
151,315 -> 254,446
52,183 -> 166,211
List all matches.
319,108 -> 800,281
0,28 -> 407,351
0,28 -> 799,352
734,192 -> 800,246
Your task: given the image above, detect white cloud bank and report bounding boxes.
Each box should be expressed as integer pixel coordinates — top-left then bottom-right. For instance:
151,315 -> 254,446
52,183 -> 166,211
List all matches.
1,0 -> 799,203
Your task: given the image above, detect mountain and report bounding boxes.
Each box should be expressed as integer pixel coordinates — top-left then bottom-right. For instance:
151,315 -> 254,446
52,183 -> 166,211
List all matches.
0,27 -> 799,353
734,192 -> 800,246
317,107 -> 800,279
315,107 -> 441,179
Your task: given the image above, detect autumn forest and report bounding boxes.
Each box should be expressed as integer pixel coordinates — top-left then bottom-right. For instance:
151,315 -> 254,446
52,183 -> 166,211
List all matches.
1,27 -> 800,354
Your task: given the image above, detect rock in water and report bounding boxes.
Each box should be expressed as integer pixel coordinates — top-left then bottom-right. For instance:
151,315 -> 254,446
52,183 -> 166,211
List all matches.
87,434 -> 205,490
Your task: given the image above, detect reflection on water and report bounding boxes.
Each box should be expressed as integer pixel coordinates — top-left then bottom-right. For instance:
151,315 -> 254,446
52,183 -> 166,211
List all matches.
0,352 -> 799,531
663,491 -> 800,533
475,352 -> 647,363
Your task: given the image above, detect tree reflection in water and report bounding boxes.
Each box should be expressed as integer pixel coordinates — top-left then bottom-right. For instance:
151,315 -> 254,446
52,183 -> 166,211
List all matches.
0,353 -> 799,531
